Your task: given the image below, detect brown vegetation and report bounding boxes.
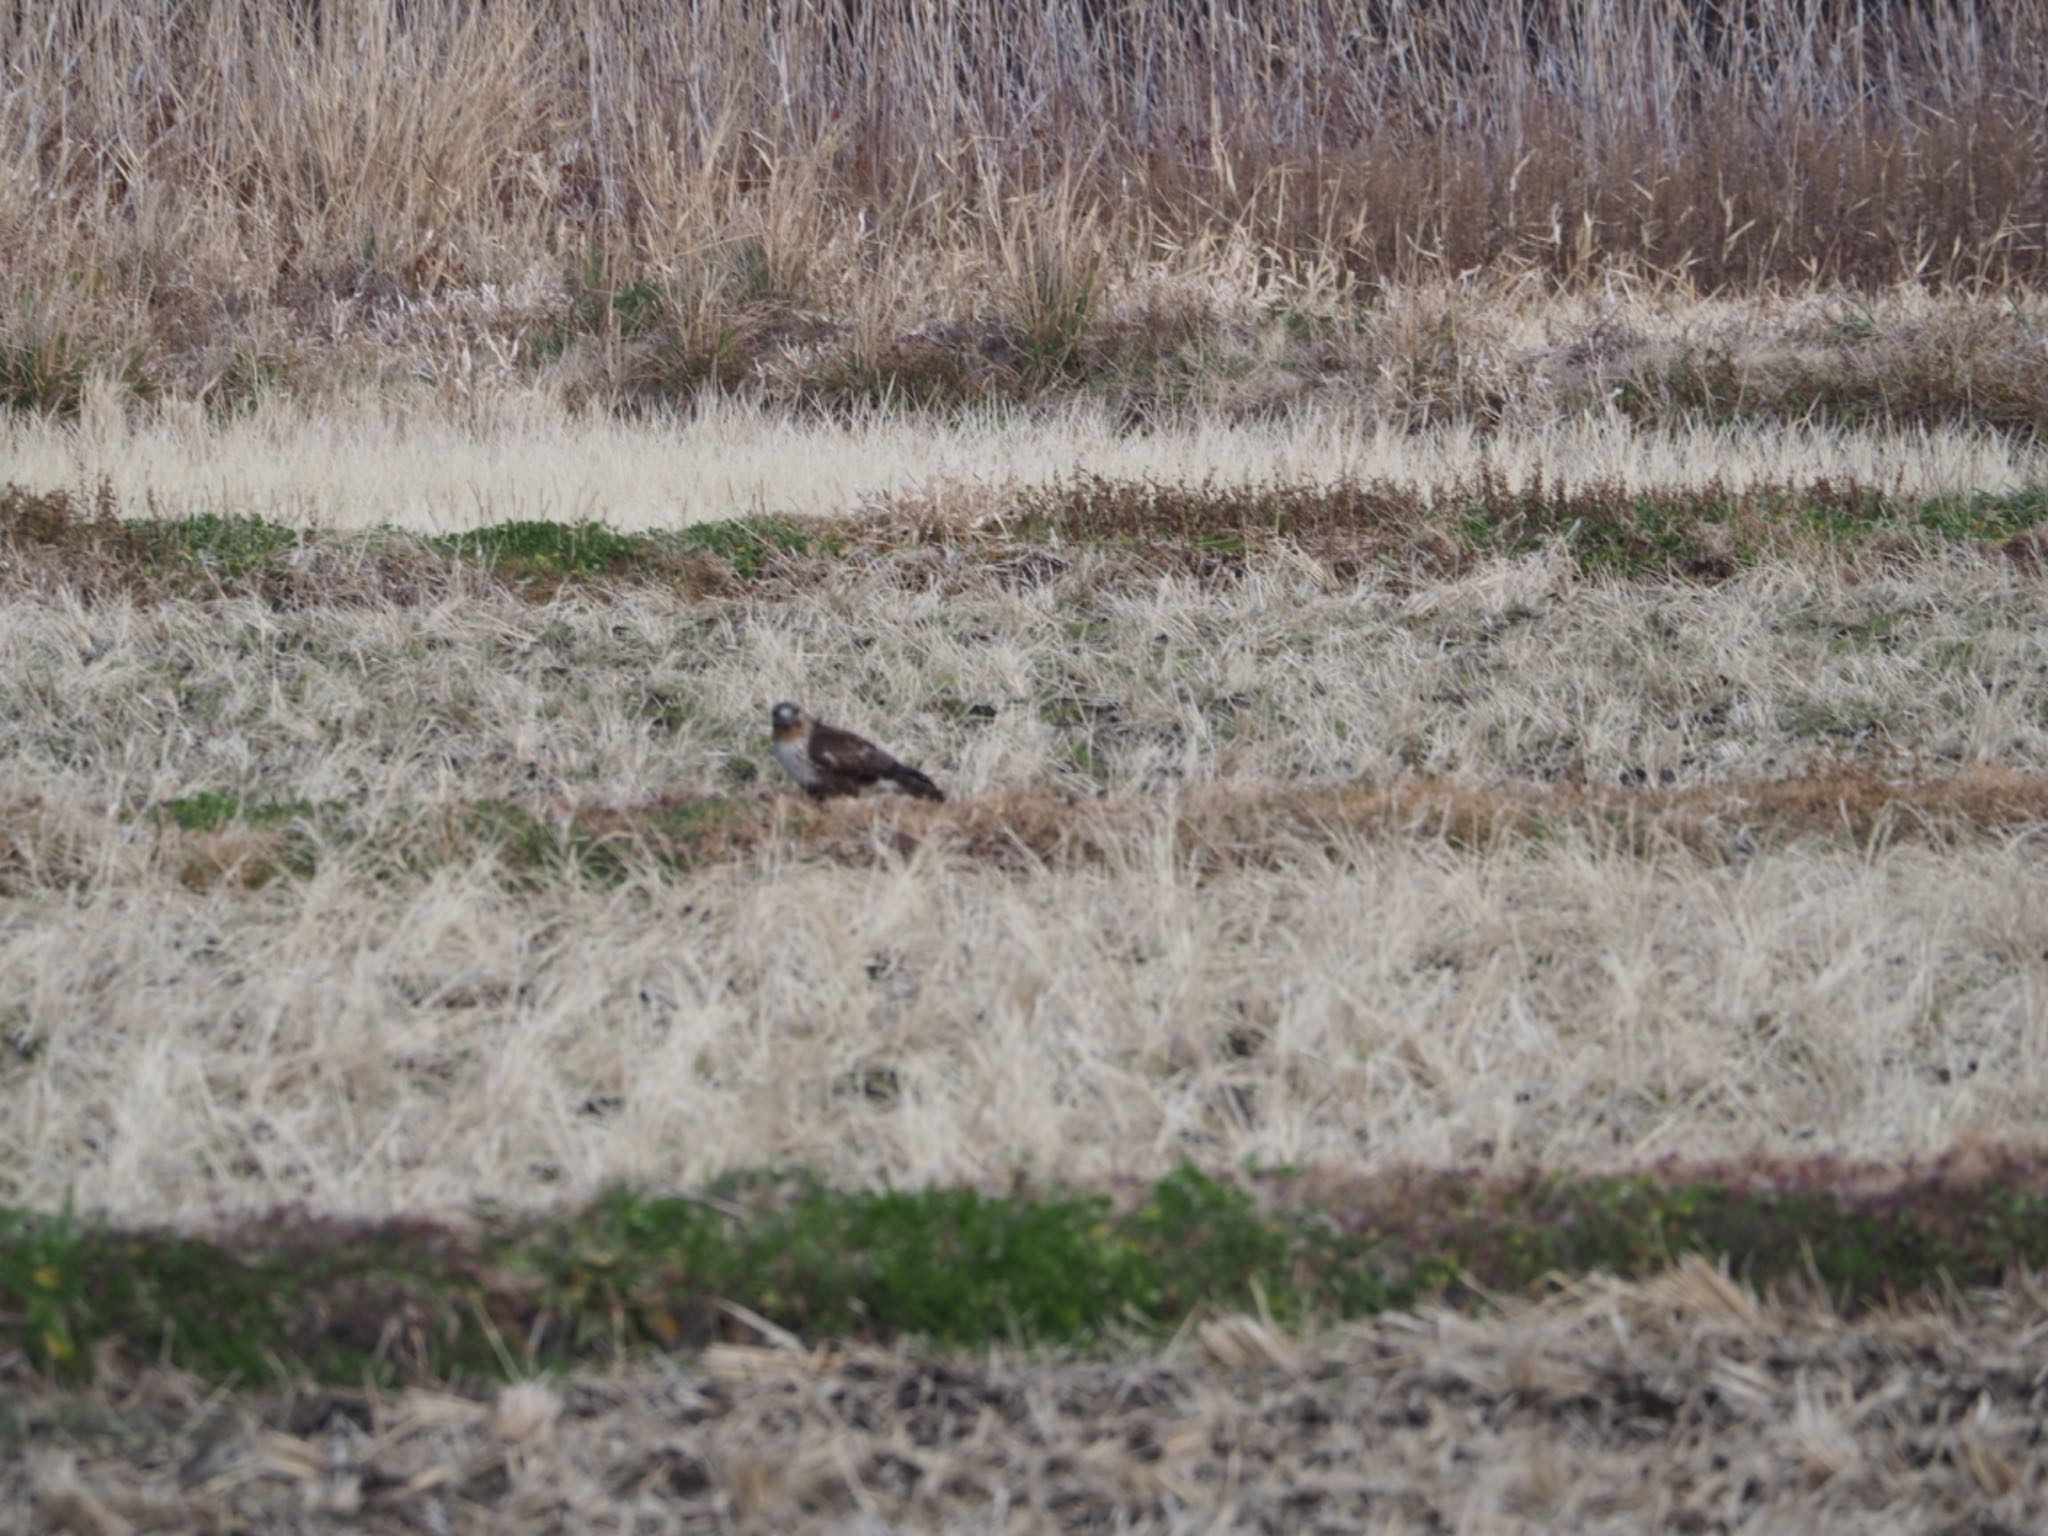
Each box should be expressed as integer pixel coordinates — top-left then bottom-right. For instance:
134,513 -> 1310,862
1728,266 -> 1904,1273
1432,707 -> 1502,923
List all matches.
532,765 -> 2048,881
3,1 -> 2047,419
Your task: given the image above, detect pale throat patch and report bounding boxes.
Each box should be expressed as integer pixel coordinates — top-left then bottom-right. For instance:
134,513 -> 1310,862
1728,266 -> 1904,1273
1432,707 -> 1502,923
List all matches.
773,737 -> 820,787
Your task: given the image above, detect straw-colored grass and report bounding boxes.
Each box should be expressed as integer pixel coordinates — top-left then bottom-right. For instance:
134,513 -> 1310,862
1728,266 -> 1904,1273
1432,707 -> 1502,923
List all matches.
7,393 -> 2047,536
10,553 -> 2048,807
5,279 -> 2047,531
10,816 -> 2047,1221
5,553 -> 2048,1220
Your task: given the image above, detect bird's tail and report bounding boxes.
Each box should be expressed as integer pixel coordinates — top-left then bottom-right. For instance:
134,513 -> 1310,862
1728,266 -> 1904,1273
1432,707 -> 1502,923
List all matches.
889,764 -> 946,801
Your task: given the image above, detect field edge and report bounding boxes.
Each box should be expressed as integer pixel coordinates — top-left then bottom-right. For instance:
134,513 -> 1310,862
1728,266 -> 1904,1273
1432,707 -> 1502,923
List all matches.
9,1149 -> 2048,1388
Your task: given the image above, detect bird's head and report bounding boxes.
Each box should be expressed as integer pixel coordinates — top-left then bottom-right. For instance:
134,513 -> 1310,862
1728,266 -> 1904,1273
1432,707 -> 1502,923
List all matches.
770,701 -> 807,736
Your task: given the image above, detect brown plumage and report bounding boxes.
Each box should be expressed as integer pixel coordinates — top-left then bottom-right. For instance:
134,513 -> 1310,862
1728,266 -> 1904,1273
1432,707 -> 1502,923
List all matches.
769,701 -> 945,802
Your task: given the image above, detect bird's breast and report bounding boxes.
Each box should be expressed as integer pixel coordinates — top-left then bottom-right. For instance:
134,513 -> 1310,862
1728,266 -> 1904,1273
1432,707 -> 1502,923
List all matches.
772,738 -> 820,786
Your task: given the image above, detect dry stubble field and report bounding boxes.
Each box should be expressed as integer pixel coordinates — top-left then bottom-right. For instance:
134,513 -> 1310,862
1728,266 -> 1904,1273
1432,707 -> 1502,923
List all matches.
8,0 -> 2048,1530
10,484 -> 2048,1217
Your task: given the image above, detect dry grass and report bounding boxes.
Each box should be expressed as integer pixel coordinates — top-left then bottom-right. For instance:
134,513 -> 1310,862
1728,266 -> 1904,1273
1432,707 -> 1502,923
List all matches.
3,0 -> 2044,388
8,553 -> 2048,808
8,813 -> 2045,1220
572,767 -> 2048,873
5,551 -> 2048,1218
3,282 -> 2046,532
41,767 -> 2048,897
11,1262 -> 2048,1533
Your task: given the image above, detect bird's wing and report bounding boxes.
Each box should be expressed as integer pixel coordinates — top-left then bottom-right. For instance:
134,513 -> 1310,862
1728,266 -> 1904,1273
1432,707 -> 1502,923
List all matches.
808,724 -> 903,778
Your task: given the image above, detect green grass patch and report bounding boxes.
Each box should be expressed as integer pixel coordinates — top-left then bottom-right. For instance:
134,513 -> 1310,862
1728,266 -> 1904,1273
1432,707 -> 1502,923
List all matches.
0,332 -> 94,418
8,476 -> 2048,608
411,512 -> 834,586
0,318 -> 155,420
105,770 -> 2048,896
429,520 -> 664,582
0,485 -> 842,600
1459,475 -> 2048,576
1904,485 -> 2048,541
151,793 -> 334,833
144,792 -> 342,887
452,796 -> 761,888
7,1156 -> 2048,1386
673,514 -> 840,575
115,794 -> 773,893
119,513 -> 300,578
1009,470 -> 2048,579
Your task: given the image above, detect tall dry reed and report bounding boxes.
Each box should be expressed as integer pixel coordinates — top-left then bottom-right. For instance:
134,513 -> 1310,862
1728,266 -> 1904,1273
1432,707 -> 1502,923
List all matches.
2,0 -> 2043,339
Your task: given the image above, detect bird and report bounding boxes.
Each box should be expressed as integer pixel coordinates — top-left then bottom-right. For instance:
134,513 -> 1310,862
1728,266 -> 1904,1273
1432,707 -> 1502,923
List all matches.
769,701 -> 945,802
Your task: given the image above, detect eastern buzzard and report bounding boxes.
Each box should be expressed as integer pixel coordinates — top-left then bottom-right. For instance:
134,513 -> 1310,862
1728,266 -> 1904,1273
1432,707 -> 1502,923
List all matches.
770,701 -> 945,801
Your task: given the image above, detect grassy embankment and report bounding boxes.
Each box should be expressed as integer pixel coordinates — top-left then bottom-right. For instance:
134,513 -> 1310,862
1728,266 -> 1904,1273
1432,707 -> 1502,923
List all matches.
11,1155 -> 2048,1386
